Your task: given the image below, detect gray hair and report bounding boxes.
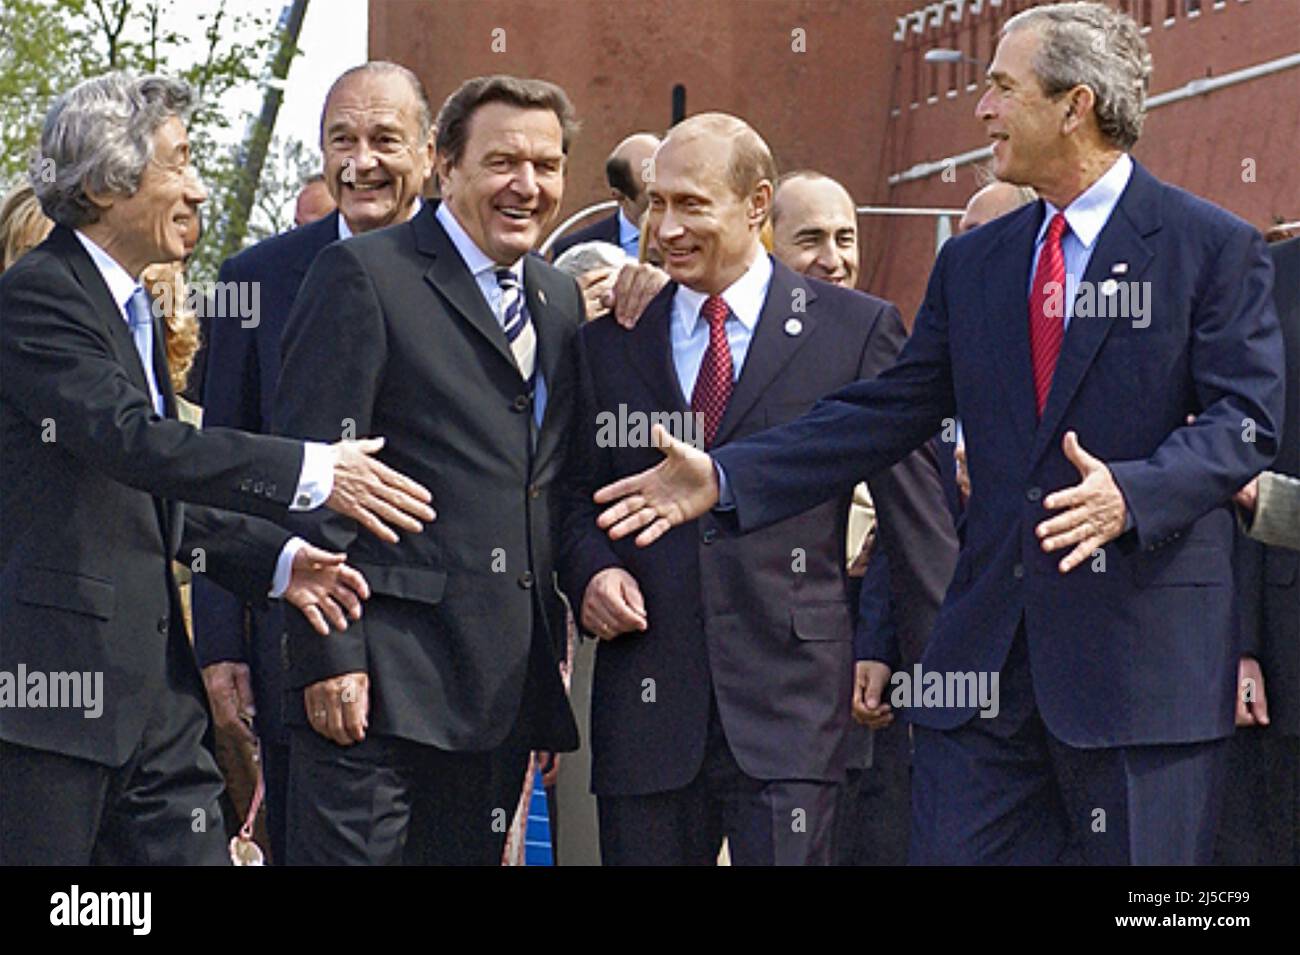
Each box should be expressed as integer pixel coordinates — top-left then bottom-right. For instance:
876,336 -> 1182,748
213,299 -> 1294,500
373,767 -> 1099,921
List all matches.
320,61 -> 434,145
31,72 -> 195,229
553,240 -> 627,278
1003,1 -> 1151,150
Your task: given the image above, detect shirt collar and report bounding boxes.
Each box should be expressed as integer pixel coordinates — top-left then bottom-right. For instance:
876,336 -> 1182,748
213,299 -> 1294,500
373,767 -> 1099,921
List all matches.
675,251 -> 774,338
73,230 -> 140,321
616,208 -> 639,246
1037,152 -> 1133,250
434,200 -> 523,282
338,198 -> 424,241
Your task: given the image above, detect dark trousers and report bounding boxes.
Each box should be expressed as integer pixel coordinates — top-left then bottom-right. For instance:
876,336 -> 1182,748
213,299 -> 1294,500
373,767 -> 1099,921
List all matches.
1215,728 -> 1300,865
597,696 -> 839,866
284,634 -> 557,865
833,719 -> 912,866
910,629 -> 1228,865
0,677 -> 227,865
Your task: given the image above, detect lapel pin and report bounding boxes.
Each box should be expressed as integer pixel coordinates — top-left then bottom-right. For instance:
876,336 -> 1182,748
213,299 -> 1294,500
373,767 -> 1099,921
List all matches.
1111,262 -> 1128,275
1100,278 -> 1119,297
538,288 -> 548,305
784,317 -> 803,336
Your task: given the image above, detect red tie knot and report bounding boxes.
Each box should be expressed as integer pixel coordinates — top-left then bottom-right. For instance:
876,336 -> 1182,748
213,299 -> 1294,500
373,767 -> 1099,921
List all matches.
1046,211 -> 1068,244
701,295 -> 729,328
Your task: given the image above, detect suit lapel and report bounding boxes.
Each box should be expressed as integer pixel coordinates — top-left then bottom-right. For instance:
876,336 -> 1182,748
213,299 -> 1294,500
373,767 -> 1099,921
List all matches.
980,206 -> 1041,458
415,204 -> 520,373
622,283 -> 690,417
59,228 -> 154,400
713,260 -> 819,447
287,211 -> 341,282
1030,163 -> 1159,469
526,255 -> 578,467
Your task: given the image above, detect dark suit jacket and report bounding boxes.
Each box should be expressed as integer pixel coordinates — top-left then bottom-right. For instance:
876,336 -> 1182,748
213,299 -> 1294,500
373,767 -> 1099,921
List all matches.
550,211 -> 621,260
713,161 -> 1284,748
1238,235 -> 1299,734
192,212 -> 340,741
273,201 -> 580,753
559,259 -> 956,796
0,226 -> 303,766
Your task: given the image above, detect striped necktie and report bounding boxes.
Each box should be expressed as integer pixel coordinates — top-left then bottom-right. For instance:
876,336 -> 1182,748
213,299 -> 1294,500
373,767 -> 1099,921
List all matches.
495,268 -> 536,384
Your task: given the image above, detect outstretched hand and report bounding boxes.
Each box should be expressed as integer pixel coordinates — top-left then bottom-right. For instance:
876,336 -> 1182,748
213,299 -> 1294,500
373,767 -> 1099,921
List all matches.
594,425 -> 720,547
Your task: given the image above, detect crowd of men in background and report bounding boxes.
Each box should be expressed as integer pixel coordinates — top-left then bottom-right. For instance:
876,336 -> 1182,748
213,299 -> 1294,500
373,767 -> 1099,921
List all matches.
0,0 -> 1296,866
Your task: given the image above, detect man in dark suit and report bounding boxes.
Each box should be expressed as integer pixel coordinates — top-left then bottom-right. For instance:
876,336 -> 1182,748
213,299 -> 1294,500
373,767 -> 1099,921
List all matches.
591,4 -> 1283,864
1217,234 -> 1300,864
273,74 -> 583,865
193,61 -> 435,865
559,114 -> 954,865
0,73 -> 433,865
551,132 -> 660,261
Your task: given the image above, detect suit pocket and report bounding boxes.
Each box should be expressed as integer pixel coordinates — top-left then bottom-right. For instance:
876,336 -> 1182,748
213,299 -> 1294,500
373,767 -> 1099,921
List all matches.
790,603 -> 852,642
1132,543 -> 1228,588
15,566 -> 116,620
352,564 -> 447,605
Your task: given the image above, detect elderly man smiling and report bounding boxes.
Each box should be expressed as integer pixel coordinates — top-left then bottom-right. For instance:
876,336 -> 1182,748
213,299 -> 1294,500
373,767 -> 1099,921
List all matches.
0,72 -> 433,865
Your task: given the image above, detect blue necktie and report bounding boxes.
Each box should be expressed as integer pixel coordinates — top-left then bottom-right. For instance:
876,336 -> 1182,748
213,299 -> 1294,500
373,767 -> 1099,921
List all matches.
495,268 -> 536,385
126,287 -> 164,414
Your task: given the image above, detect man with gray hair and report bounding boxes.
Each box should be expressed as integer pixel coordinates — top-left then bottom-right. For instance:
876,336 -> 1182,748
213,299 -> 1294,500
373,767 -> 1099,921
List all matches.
0,72 -> 433,865
589,1 -> 1283,864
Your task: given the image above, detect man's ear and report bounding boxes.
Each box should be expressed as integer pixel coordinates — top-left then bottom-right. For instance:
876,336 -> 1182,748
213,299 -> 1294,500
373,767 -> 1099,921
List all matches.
1063,85 -> 1095,133
82,186 -> 114,214
749,180 -> 773,228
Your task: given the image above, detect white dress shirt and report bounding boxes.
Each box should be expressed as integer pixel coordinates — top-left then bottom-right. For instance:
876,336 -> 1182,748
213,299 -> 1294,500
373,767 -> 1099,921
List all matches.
671,251 -> 773,403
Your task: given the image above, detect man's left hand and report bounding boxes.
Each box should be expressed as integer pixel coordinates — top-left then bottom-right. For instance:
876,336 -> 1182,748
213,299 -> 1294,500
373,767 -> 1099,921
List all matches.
284,543 -> 371,634
1037,431 -> 1128,573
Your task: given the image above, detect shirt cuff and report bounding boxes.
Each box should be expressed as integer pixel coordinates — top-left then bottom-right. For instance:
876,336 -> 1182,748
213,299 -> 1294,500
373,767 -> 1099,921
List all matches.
270,536 -> 308,598
714,460 -> 735,511
292,442 -> 335,511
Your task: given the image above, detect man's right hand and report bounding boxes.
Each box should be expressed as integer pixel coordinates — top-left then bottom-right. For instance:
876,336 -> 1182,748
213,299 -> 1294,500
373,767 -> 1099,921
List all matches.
304,671 -> 370,746
581,567 -> 648,639
594,425 -> 719,547
327,437 -> 435,544
605,262 -> 669,328
202,661 -> 257,748
852,660 -> 894,729
1236,655 -> 1270,727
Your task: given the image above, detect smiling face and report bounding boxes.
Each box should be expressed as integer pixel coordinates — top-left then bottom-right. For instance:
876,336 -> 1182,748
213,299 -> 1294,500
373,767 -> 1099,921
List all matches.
437,101 -> 565,266
772,176 -> 859,288
322,70 -> 433,234
646,132 -> 768,295
88,114 -> 207,277
976,27 -> 1070,192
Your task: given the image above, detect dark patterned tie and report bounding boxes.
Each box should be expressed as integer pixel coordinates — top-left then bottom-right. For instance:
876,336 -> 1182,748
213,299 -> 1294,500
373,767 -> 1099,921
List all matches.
495,268 -> 536,384
690,294 -> 733,449
1028,212 -> 1068,417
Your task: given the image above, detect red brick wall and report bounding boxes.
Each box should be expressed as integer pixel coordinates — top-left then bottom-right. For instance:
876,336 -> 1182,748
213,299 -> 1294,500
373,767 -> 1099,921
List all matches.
371,0 -> 1298,323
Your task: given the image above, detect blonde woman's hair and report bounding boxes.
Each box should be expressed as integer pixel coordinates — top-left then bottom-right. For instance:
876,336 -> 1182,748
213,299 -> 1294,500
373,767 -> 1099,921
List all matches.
0,182 -> 54,272
141,261 -> 200,393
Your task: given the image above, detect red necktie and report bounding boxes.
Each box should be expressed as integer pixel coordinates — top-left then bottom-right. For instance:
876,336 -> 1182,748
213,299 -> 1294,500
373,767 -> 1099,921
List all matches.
690,295 -> 733,448
1028,212 -> 1068,417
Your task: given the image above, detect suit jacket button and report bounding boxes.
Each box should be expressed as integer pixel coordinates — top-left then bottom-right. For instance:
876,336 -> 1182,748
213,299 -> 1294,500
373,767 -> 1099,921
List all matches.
702,528 -> 718,544
1013,563 -> 1025,579
157,616 -> 169,634
528,484 -> 541,499
518,571 -> 535,589
512,395 -> 530,412
1026,486 -> 1042,503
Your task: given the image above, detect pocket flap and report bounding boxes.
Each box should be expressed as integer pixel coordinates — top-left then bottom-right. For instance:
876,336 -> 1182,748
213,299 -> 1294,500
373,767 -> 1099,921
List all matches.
15,566 -> 116,620
352,563 -> 447,604
790,603 -> 852,642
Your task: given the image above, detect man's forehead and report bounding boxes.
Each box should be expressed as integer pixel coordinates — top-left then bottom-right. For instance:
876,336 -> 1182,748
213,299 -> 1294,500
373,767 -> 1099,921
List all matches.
467,105 -> 562,148
778,179 -> 856,226
326,75 -> 417,123
989,27 -> 1040,79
